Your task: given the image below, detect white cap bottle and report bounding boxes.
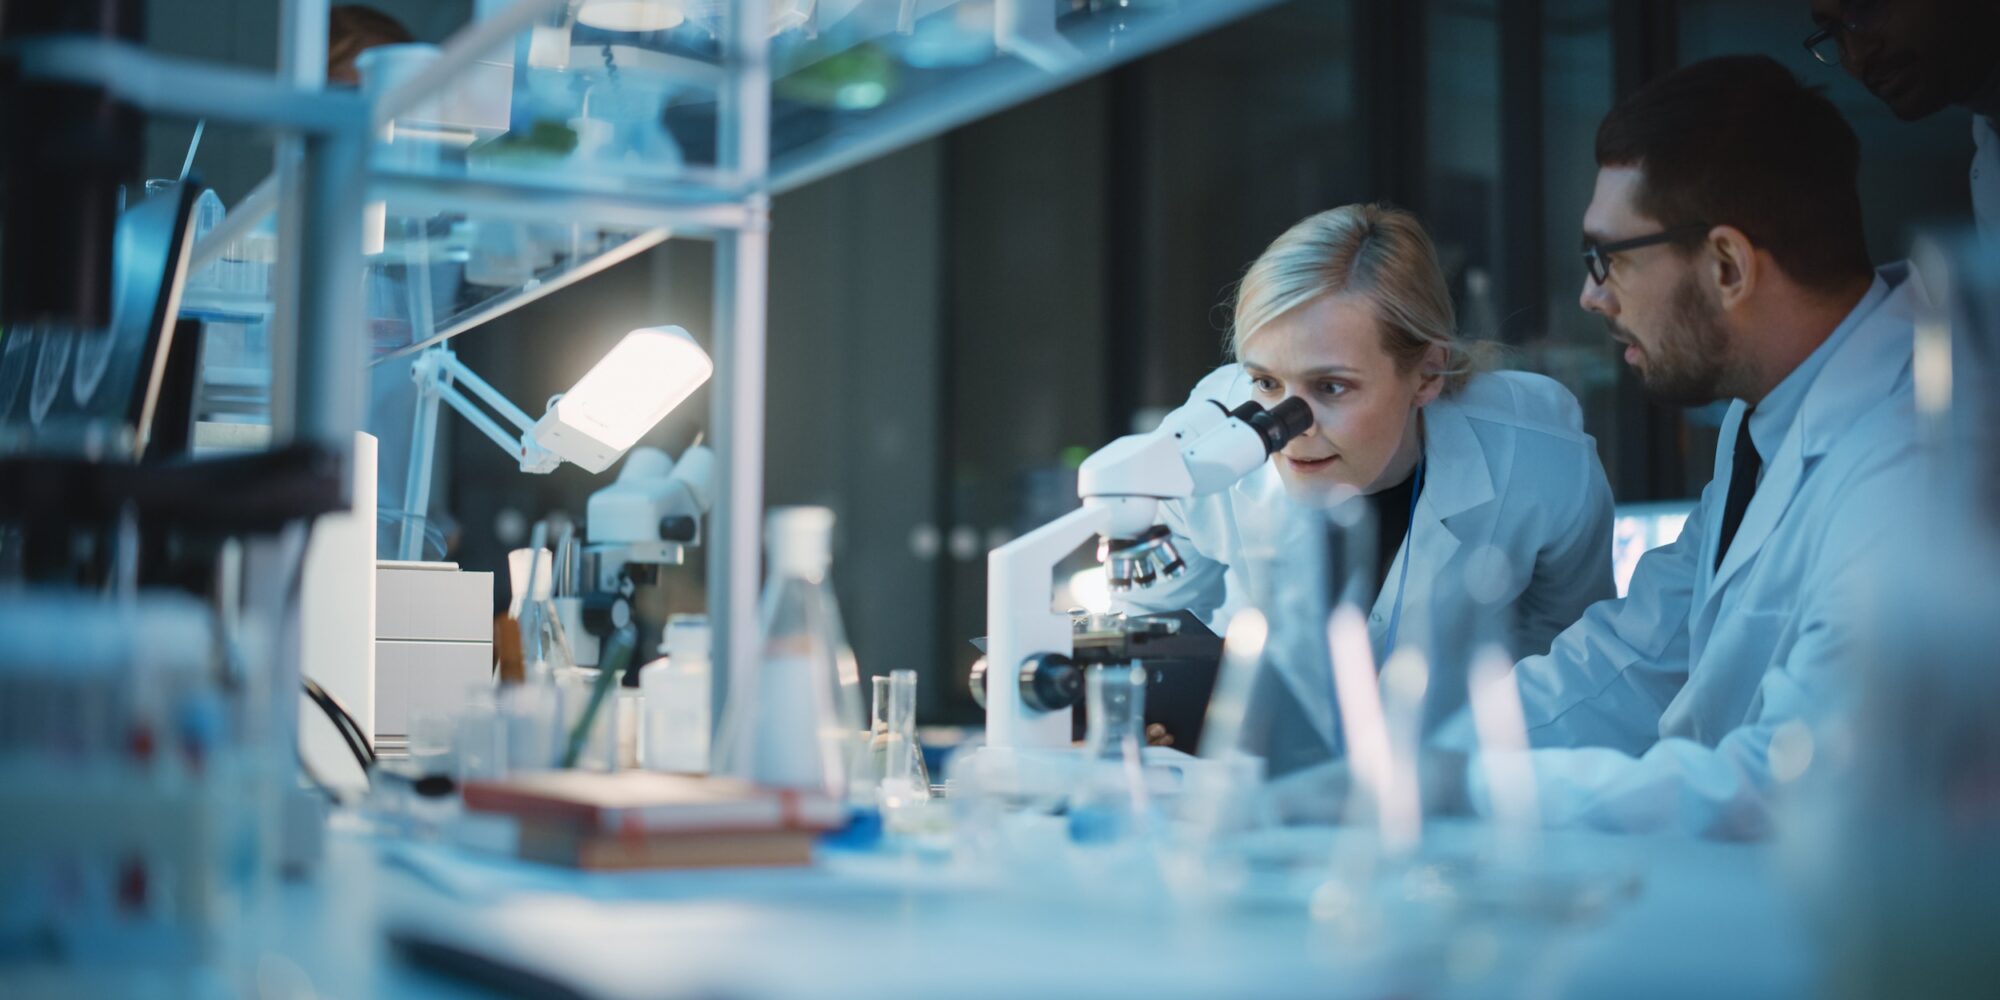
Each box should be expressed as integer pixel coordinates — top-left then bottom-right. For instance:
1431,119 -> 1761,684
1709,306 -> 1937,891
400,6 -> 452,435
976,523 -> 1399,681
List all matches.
639,613 -> 712,774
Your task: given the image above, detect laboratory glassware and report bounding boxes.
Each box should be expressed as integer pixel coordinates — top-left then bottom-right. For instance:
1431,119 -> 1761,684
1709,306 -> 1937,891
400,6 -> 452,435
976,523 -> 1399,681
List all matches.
1066,664 -> 1153,844
640,613 -> 713,774
880,669 -> 930,802
714,506 -> 864,796
855,669 -> 930,808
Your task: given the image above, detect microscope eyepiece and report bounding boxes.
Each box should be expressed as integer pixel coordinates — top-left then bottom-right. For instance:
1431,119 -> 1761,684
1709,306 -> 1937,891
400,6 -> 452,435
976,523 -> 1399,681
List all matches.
1230,397 -> 1314,454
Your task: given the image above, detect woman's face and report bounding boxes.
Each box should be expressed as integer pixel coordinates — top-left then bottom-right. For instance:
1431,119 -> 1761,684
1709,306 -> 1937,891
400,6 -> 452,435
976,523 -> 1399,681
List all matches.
1240,292 -> 1442,506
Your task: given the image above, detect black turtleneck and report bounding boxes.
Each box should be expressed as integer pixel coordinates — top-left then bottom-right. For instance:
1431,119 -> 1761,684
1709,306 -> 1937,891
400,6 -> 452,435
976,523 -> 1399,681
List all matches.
1363,464 -> 1422,595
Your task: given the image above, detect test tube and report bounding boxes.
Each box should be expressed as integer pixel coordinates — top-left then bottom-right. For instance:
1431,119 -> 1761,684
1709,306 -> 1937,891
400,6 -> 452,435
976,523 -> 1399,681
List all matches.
884,669 -> 919,791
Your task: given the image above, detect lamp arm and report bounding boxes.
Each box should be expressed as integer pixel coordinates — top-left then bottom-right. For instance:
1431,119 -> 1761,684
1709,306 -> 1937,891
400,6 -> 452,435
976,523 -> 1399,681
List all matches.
432,379 -> 535,461
412,347 -> 560,474
430,350 -> 538,437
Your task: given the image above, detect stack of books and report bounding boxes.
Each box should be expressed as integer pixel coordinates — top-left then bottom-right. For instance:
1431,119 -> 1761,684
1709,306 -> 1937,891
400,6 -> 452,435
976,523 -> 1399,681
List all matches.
462,771 -> 846,870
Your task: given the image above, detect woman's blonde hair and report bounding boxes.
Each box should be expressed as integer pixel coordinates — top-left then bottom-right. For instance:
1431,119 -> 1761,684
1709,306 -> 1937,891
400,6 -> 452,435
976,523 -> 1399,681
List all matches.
1230,203 -> 1495,394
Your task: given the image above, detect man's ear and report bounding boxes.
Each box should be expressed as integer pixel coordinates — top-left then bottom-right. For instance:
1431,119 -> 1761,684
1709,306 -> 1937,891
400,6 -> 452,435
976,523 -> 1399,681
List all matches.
1708,224 -> 1758,311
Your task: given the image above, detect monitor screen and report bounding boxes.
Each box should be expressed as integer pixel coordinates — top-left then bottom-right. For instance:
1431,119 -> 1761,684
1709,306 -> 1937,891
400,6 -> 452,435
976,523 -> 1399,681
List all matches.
1612,501 -> 1696,597
0,179 -> 198,458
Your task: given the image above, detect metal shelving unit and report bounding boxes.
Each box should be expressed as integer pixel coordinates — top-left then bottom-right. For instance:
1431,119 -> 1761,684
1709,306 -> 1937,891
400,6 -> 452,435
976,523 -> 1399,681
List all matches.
181,0 -> 1290,705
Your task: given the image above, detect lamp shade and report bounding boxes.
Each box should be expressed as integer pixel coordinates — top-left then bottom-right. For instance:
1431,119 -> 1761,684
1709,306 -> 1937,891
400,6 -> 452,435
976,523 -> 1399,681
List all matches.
531,325 -> 712,474
576,0 -> 686,32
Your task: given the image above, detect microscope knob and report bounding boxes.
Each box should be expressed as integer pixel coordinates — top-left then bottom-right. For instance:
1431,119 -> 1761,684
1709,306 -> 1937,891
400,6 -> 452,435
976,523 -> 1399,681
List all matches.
968,656 -> 989,709
579,592 -> 630,635
1018,653 -> 1083,713
659,515 -> 699,542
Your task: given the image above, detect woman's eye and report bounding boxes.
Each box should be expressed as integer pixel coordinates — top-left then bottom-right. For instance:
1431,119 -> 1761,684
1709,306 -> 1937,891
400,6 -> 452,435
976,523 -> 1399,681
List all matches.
1250,377 -> 1278,394
1317,381 -> 1349,398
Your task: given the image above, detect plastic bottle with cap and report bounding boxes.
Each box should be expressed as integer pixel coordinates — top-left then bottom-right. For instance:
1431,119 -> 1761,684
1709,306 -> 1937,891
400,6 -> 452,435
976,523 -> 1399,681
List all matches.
639,614 -> 712,774
714,506 -> 864,796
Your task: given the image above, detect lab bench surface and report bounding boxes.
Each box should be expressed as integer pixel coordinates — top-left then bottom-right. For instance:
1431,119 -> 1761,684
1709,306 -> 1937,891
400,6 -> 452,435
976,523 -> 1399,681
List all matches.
265,820 -> 1821,999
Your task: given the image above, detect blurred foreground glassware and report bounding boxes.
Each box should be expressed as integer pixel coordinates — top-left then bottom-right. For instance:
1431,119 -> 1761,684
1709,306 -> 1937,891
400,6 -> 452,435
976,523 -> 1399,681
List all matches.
1783,233 -> 2000,1000
639,614 -> 712,774
1066,664 -> 1154,845
714,507 -> 864,796
874,670 -> 932,827
457,682 -> 565,781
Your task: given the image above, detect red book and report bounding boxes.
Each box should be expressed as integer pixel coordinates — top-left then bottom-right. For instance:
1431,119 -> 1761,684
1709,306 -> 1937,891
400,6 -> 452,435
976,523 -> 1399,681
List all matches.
461,771 -> 846,837
515,821 -> 818,870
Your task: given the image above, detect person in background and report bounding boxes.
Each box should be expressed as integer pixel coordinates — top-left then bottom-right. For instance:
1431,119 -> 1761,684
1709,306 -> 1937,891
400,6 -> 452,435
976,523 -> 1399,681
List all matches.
328,5 -> 450,556
1119,203 -> 1616,742
328,5 -> 415,86
1803,0 -> 2000,243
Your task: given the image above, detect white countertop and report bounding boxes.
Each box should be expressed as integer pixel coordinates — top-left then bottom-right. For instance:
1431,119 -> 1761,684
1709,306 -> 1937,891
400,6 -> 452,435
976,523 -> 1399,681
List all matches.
257,815 -> 1822,999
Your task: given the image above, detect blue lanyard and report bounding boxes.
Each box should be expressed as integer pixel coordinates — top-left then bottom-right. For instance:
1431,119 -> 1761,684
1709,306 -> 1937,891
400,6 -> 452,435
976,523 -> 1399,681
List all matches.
1381,458 -> 1425,655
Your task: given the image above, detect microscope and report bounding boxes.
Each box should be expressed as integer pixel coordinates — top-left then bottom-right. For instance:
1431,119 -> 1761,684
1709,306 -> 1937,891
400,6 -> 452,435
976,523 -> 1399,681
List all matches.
550,444 -> 715,668
979,394 -> 1311,770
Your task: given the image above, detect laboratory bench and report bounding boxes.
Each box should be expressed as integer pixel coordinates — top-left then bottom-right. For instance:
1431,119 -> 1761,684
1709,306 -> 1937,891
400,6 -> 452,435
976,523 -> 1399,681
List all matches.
261,813 -> 1823,999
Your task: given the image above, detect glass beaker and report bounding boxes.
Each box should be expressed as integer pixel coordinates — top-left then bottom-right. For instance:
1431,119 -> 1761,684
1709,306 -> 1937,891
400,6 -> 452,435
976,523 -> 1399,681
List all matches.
1067,664 -> 1152,844
878,670 -> 929,805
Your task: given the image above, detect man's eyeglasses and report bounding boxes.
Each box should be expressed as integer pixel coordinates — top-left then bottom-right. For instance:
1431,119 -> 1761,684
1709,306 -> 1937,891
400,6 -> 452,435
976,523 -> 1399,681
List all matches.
1581,224 -> 1711,286
1803,1 -> 1886,67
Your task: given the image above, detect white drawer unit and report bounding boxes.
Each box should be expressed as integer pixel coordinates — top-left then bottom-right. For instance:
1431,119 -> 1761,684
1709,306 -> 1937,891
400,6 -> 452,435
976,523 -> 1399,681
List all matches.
373,562 -> 493,752
373,639 -> 493,744
376,561 -> 495,642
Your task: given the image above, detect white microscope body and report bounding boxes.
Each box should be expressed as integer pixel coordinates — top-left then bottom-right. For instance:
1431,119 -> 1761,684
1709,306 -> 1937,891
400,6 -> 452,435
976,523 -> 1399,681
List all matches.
982,396 -> 1312,760
557,444 -> 715,666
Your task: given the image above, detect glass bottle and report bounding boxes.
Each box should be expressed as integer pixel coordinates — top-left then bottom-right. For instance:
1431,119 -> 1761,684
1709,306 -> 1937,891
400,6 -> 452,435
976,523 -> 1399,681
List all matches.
715,507 -> 864,797
640,614 -> 712,774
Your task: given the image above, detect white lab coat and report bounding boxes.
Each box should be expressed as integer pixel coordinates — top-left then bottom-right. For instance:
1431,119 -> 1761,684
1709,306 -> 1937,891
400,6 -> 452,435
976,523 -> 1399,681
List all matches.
1119,365 -> 1617,731
1457,264 -> 1926,839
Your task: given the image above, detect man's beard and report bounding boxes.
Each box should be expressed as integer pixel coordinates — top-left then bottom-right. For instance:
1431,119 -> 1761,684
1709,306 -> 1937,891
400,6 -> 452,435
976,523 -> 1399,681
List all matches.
1622,275 -> 1734,406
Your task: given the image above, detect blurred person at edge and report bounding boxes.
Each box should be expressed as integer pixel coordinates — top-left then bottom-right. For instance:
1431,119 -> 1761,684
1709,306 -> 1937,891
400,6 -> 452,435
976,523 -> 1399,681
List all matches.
1804,0 -> 2000,244
328,5 -> 454,550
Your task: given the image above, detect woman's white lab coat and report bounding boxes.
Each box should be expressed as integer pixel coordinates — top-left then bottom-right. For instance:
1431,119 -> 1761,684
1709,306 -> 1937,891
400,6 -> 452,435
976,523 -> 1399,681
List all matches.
1118,365 -> 1617,730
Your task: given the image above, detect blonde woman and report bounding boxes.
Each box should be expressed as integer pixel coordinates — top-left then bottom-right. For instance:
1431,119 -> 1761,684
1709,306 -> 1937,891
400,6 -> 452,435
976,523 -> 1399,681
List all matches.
1120,204 -> 1614,725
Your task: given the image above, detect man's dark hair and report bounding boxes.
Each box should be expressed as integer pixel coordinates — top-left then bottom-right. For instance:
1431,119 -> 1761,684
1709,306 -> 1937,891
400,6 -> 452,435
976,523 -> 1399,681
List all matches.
1596,55 -> 1872,292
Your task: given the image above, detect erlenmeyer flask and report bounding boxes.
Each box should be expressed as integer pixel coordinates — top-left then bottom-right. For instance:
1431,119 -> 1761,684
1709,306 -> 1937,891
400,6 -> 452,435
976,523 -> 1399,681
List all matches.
849,674 -> 895,807
715,506 -> 865,796
880,669 -> 930,803
1067,664 -> 1153,844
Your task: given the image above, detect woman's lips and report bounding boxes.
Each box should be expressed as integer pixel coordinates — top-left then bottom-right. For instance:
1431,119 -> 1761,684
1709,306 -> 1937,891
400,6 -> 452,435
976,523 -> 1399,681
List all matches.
1285,454 -> 1338,473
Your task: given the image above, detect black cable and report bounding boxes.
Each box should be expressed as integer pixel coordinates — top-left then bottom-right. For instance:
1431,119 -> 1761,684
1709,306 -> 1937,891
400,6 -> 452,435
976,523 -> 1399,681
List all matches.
307,677 -> 374,766
303,675 -> 375,773
300,677 -> 459,799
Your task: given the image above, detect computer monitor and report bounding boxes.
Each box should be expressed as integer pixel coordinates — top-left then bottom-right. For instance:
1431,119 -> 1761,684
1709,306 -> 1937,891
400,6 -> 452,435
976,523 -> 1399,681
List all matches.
0,178 -> 201,459
1612,500 -> 1696,597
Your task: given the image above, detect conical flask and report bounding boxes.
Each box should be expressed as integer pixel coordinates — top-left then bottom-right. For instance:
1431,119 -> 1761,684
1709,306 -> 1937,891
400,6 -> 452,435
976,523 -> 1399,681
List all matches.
877,669 -> 930,802
1067,664 -> 1153,844
715,506 -> 865,797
